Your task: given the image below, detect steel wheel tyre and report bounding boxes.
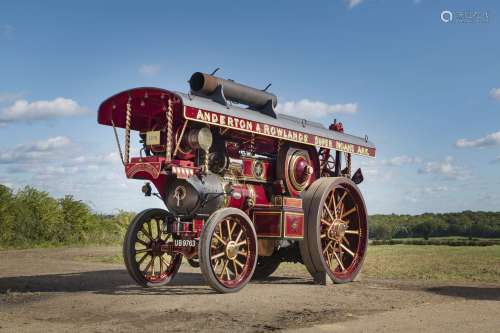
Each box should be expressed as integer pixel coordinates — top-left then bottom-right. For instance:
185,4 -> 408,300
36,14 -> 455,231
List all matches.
199,208 -> 258,293
302,177 -> 368,283
123,208 -> 182,287
252,255 -> 281,280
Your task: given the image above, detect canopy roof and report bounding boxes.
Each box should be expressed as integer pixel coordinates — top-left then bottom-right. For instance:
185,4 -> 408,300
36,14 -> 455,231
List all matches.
98,87 -> 376,157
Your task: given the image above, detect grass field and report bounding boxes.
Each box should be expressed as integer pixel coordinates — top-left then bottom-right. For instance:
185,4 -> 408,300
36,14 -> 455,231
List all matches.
77,244 -> 500,284
363,245 -> 500,283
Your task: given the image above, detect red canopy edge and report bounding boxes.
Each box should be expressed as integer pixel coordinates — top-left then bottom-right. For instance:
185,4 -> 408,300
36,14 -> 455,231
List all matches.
97,87 -> 182,132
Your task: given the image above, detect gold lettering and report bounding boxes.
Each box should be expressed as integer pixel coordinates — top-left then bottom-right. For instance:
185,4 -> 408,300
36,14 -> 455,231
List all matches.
220,115 -> 226,125
264,125 -> 270,135
228,117 -> 234,127
196,110 -> 204,120
211,113 -> 218,124
203,111 -> 211,122
356,146 -> 369,155
239,119 -> 246,129
255,123 -> 261,132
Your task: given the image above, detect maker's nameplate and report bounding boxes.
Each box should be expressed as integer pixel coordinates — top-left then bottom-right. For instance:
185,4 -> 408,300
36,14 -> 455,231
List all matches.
146,131 -> 161,145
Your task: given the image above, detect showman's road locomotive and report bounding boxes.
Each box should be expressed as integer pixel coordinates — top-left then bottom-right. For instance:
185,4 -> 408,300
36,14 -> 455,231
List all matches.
97,71 -> 376,293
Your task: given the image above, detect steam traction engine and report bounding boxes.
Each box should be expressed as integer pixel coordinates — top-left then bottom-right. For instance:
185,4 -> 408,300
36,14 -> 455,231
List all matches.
97,71 -> 376,293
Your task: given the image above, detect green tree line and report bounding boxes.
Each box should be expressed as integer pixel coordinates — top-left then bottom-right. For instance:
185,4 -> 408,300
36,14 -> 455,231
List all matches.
369,211 -> 500,240
0,185 -> 134,248
1,184 -> 500,247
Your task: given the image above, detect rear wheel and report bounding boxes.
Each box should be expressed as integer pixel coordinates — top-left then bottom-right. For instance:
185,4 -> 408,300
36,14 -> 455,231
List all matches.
300,177 -> 368,283
199,208 -> 258,293
123,208 -> 182,287
252,254 -> 281,280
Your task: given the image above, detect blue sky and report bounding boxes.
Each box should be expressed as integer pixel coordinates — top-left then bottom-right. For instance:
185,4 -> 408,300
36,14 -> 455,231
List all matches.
0,0 -> 499,214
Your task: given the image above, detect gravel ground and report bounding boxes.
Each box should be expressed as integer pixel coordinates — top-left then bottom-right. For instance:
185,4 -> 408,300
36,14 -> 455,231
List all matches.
0,246 -> 498,333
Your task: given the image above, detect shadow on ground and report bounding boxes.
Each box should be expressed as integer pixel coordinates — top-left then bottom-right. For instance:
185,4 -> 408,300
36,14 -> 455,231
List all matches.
0,269 -> 307,296
426,286 -> 500,301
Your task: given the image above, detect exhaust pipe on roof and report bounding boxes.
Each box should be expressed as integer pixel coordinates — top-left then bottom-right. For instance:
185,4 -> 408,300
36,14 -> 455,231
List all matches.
189,72 -> 278,118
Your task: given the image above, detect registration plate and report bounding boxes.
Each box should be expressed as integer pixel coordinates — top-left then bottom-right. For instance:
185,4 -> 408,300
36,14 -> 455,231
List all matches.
174,239 -> 197,247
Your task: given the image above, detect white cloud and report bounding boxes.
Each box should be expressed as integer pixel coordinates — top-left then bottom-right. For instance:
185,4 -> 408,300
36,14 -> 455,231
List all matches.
403,186 -> 449,203
26,136 -> 71,152
0,97 -> 88,123
0,179 -> 13,188
421,186 -> 449,194
67,151 -> 122,169
490,88 -> 500,101
455,131 -> 500,148
139,64 -> 161,77
345,0 -> 364,8
277,99 -> 358,119
382,155 -> 421,166
418,156 -> 471,180
0,136 -> 72,164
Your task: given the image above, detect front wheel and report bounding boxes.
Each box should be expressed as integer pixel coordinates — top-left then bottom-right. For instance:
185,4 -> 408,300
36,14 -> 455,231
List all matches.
301,177 -> 368,283
199,208 -> 258,293
123,208 -> 182,287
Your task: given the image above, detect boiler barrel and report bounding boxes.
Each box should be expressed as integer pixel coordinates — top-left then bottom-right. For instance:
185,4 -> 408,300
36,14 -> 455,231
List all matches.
189,72 -> 277,110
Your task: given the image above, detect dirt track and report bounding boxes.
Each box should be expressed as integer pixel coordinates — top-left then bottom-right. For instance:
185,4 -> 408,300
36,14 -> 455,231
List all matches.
0,247 -> 498,333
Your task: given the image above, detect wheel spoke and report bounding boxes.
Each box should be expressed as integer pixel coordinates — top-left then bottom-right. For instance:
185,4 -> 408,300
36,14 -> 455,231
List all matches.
141,227 -> 153,240
160,256 -> 170,270
235,229 -> 244,243
137,253 -> 149,265
214,232 -> 227,245
341,206 -> 357,220
342,236 -> 351,246
219,259 -> 229,279
320,233 -> 327,239
337,191 -> 348,213
236,240 -> 247,247
135,248 -> 151,254
330,191 -> 338,219
211,252 -> 225,260
147,221 -> 153,240
326,249 -> 333,268
226,219 -> 232,241
232,260 -> 239,278
323,204 -> 335,223
237,250 -> 247,256
143,256 -> 154,275
136,238 -> 149,247
345,230 -> 360,235
323,240 -> 333,254
340,243 -> 355,257
156,219 -> 161,239
321,218 -> 332,226
333,251 -> 346,271
225,262 -> 231,280
151,255 -> 156,276
159,254 -> 164,273
234,258 -> 245,268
